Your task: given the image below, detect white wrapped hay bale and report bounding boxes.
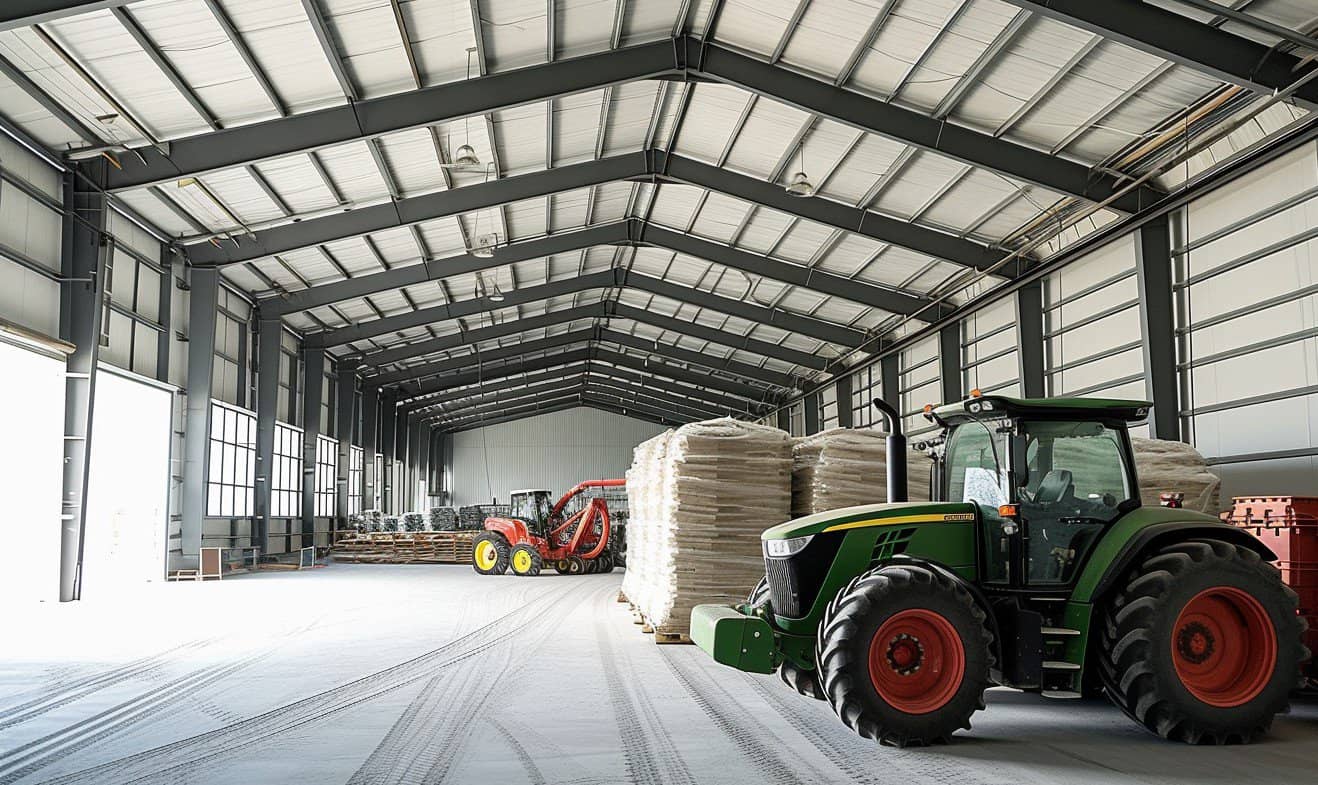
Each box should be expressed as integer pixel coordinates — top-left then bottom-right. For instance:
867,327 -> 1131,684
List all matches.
1132,437 -> 1221,514
791,428 -> 933,516
631,418 -> 792,636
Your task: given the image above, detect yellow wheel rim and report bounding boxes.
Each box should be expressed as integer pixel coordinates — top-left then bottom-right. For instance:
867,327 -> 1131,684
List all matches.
512,550 -> 532,574
474,541 -> 497,570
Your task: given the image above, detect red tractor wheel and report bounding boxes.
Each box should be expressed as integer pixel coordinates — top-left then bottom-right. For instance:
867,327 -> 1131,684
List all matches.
1100,539 -> 1304,744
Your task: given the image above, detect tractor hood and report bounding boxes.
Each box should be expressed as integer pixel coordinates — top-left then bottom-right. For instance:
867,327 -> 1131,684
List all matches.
761,502 -> 978,541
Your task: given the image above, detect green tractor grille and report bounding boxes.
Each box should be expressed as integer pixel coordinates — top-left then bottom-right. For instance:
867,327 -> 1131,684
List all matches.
764,533 -> 843,618
870,527 -> 917,566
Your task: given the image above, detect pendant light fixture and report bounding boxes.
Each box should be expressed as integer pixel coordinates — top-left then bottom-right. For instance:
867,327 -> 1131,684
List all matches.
784,139 -> 815,198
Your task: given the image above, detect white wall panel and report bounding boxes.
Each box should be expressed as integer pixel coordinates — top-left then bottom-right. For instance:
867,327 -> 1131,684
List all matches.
449,407 -> 666,507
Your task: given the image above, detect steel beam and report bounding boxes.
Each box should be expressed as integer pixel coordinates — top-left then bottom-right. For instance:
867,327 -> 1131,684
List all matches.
804,391 -> 821,435
776,408 -> 790,431
880,354 -> 899,414
186,154 -> 999,283
835,375 -> 853,428
252,316 -> 282,553
181,266 -> 219,559
105,40 -> 681,191
1136,214 -> 1180,440
155,249 -> 175,384
103,36 -> 1151,212
0,1 -> 139,32
355,300 -> 825,372
435,387 -> 694,431
397,348 -> 594,400
57,162 -> 110,601
1000,0 -> 1318,111
599,329 -> 799,389
300,346 -> 325,541
440,397 -> 587,432
334,362 -> 356,528
686,39 -> 1157,213
1016,280 -> 1045,399
0,53 -> 103,144
378,389 -> 397,512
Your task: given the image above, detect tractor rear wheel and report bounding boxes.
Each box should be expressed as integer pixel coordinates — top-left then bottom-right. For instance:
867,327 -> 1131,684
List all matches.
472,533 -> 509,575
510,544 -> 542,577
1099,539 -> 1305,744
816,564 -> 993,746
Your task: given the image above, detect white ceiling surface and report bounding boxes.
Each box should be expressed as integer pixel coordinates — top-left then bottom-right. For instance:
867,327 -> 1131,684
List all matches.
0,0 -> 1313,400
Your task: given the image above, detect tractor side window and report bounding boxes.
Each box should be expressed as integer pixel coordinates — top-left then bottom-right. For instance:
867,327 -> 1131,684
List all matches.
1020,421 -> 1134,584
945,424 -> 1011,583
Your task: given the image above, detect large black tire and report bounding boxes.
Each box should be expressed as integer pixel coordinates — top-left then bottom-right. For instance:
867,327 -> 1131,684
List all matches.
509,544 -> 542,577
471,533 -> 509,575
554,558 -> 573,575
816,564 -> 993,747
584,557 -> 600,574
747,577 -> 770,610
1099,539 -> 1307,744
780,660 -> 826,700
597,550 -> 616,574
565,555 -> 586,575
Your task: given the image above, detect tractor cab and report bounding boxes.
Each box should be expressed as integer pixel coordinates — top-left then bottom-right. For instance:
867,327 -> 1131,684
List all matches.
929,395 -> 1149,587
509,489 -> 555,535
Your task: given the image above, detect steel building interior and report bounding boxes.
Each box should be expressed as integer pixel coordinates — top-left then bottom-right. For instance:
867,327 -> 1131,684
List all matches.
2,1 -> 1318,784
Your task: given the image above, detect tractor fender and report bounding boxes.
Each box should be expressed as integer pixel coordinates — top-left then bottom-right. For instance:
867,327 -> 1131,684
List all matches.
483,517 -> 529,545
1085,521 -> 1277,604
885,555 -> 1004,672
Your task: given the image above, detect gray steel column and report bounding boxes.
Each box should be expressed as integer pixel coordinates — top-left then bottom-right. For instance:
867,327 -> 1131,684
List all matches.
939,323 -> 962,404
252,315 -> 281,554
361,384 -> 379,510
880,355 -> 900,413
181,267 -> 219,559
1136,214 -> 1180,441
335,362 -> 357,530
776,408 -> 790,432
1016,280 -> 1046,399
804,391 -> 821,435
406,413 -> 421,511
379,390 -> 397,512
300,346 -> 325,545
836,375 -> 854,429
156,247 -> 175,383
57,162 -> 110,602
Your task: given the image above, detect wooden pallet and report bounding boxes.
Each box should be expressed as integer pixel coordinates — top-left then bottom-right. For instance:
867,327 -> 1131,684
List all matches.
331,532 -> 476,564
631,608 -> 693,644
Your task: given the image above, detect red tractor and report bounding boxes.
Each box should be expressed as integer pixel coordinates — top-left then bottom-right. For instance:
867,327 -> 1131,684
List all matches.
471,479 -> 624,577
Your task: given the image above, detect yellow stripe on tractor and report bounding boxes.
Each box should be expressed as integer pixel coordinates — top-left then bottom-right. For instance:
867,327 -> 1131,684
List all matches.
822,513 -> 970,533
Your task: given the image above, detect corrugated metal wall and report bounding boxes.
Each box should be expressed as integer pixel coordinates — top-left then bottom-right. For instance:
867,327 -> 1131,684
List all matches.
448,407 -> 666,507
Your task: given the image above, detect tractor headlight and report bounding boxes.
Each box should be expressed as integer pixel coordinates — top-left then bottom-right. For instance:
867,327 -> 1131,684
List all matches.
764,535 -> 813,558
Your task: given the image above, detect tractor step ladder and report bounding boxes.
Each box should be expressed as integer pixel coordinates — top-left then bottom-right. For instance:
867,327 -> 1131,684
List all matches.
1041,626 -> 1081,637
1043,660 -> 1081,671
1041,690 -> 1083,699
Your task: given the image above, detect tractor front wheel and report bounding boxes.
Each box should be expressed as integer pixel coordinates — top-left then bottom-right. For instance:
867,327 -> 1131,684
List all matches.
1100,539 -> 1305,744
554,559 -> 573,575
816,564 -> 993,746
471,533 -> 509,575
510,544 -> 542,577
780,660 -> 826,700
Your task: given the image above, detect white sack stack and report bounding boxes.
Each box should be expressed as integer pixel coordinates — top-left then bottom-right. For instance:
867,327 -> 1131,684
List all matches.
1131,437 -> 1221,514
626,418 -> 792,636
791,428 -> 933,517
622,430 -> 673,616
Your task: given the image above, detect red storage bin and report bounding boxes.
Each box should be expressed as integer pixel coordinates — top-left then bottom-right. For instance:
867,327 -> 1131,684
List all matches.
1222,497 -> 1318,668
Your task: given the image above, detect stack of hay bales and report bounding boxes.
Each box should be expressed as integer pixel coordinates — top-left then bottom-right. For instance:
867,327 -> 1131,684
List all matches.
1132,437 -> 1220,514
625,419 -> 791,638
791,428 -> 933,516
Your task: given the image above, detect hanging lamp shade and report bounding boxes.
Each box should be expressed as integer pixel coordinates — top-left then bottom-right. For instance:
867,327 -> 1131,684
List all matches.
784,171 -> 816,197
471,233 -> 499,259
453,143 -> 481,168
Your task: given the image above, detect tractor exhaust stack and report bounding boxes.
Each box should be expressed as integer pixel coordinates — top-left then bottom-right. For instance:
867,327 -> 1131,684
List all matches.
871,399 -> 907,503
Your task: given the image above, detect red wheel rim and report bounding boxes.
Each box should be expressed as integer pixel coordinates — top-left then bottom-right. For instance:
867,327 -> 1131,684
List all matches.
867,609 -> 965,714
1171,586 -> 1276,708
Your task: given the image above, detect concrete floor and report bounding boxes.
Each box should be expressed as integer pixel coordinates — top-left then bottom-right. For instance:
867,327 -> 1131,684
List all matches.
2,565 -> 1315,785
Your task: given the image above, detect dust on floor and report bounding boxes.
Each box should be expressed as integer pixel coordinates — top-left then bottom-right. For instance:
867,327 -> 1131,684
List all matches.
1,564 -> 1314,785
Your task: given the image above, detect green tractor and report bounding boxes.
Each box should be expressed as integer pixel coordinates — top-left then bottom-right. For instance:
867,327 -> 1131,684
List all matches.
690,395 -> 1308,746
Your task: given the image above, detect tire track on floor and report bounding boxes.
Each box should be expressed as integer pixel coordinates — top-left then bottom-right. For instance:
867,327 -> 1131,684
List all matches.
662,652 -> 828,785
0,640 -> 212,730
35,581 -> 584,785
594,600 -> 693,785
486,717 -> 547,785
0,624 -> 313,785
347,580 -> 597,785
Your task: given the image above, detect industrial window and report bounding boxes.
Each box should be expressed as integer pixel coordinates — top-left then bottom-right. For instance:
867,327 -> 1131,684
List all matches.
271,422 -> 302,518
348,446 -> 364,516
788,400 -> 805,437
206,401 -> 255,517
900,335 -> 941,438
961,298 -> 1020,397
849,365 -> 881,428
315,434 -> 337,517
820,385 -> 838,430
